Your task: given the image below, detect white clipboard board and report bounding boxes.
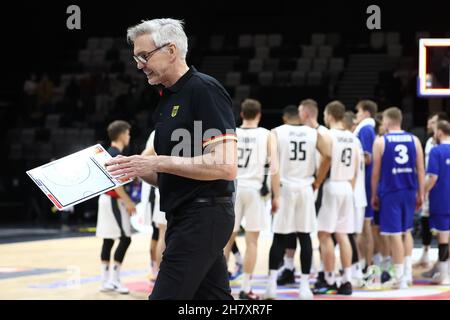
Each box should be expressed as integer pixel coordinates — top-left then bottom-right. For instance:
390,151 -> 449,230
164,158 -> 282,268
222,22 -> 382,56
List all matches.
26,144 -> 132,211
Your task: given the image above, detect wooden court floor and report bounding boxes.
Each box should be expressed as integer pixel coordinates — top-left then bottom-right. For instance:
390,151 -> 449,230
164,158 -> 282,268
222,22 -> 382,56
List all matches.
1,233 -> 449,300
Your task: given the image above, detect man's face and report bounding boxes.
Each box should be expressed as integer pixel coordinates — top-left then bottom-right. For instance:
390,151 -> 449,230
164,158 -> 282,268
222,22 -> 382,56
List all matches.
120,130 -> 131,147
298,105 -> 307,124
355,105 -> 367,124
427,115 -> 438,135
434,129 -> 445,144
133,35 -> 171,86
323,110 -> 329,127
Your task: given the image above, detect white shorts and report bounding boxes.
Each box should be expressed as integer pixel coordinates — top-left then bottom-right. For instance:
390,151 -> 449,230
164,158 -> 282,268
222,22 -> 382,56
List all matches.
152,189 -> 167,226
96,194 -> 132,238
317,181 -> 354,234
272,185 -> 316,234
234,186 -> 266,232
354,206 -> 365,234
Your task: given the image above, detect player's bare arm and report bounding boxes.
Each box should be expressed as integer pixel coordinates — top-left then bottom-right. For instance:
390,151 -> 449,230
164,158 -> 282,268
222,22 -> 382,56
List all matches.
414,135 -> 426,210
371,136 -> 384,210
269,130 -> 280,213
313,131 -> 332,191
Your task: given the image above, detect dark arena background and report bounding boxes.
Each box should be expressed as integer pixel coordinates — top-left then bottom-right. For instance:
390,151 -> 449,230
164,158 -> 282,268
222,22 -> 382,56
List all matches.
1,0 -> 450,304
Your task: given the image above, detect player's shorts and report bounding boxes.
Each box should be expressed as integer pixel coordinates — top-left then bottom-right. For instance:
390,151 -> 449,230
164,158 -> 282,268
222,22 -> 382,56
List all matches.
152,190 -> 167,226
96,194 -> 132,238
354,206 -> 365,234
234,186 -> 266,232
317,180 -> 354,234
379,189 -> 415,235
272,185 -> 316,234
429,213 -> 450,232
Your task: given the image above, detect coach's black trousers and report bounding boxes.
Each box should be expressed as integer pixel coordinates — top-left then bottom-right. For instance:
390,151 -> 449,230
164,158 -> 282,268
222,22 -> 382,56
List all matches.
149,200 -> 234,300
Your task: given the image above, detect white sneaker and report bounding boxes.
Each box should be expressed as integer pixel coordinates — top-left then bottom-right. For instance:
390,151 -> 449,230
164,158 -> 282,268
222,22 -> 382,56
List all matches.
99,282 -> 114,292
107,280 -> 130,294
264,283 -> 277,300
413,254 -> 430,268
431,272 -> 450,285
393,277 -> 408,289
298,284 -> 313,300
405,273 -> 413,286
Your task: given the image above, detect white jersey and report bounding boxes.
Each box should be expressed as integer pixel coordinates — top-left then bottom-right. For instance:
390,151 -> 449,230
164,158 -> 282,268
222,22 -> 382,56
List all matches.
146,130 -> 155,151
274,124 -> 317,188
354,137 -> 367,207
328,128 -> 358,182
236,127 -> 270,189
424,137 -> 435,169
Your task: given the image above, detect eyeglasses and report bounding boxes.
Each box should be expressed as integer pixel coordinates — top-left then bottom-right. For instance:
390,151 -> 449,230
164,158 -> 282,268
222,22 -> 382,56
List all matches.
133,43 -> 170,64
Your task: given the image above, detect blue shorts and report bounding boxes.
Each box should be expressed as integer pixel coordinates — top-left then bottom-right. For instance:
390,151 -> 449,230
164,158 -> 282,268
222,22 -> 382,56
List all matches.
365,205 -> 374,219
379,189 -> 416,234
429,214 -> 450,232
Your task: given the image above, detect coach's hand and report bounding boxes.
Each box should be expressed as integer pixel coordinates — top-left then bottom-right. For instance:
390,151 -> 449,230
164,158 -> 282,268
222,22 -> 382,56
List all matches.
371,195 -> 380,211
271,196 -> 280,214
106,155 -> 158,181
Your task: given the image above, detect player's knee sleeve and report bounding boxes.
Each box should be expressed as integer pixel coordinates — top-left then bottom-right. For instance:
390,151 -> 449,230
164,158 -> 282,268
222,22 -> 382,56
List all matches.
285,233 -> 297,250
348,233 -> 359,264
297,232 -> 312,274
114,236 -> 131,263
421,216 -> 432,246
101,238 -> 114,261
269,233 -> 286,270
438,243 -> 449,262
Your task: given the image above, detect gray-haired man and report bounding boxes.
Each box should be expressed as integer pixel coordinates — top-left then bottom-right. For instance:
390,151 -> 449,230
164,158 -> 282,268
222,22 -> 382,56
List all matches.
106,19 -> 238,300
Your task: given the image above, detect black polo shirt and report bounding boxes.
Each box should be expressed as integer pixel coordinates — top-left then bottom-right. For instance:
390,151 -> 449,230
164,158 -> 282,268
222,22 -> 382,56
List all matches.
153,66 -> 237,213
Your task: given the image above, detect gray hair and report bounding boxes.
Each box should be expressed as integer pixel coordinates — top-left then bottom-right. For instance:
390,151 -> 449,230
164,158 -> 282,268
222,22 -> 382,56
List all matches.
127,18 -> 188,59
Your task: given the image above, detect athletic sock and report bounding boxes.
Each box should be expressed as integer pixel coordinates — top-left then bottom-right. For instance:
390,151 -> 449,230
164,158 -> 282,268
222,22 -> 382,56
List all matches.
395,264 -> 404,280
325,271 -> 335,285
284,256 -> 295,270
404,256 -> 412,277
234,252 -> 243,265
373,253 -> 382,266
269,270 -> 278,286
241,273 -> 252,293
300,274 -> 310,289
359,258 -> 366,270
343,267 -> 352,283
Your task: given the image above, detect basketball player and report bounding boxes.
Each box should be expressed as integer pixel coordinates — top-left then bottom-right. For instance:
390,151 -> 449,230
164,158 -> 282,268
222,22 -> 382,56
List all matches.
343,111 -> 366,287
371,107 -> 425,289
416,112 -> 449,273
314,101 -> 359,295
265,105 -> 330,300
298,99 -> 330,286
425,120 -> 450,285
224,99 -> 270,300
354,100 -> 377,270
96,120 -> 136,294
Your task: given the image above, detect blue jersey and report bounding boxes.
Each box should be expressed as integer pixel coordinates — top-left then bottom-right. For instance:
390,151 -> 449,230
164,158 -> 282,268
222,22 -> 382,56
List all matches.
379,132 -> 418,196
427,143 -> 450,215
357,124 -> 376,198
